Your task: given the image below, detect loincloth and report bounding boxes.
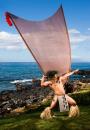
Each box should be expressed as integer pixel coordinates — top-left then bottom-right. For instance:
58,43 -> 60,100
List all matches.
57,95 -> 69,112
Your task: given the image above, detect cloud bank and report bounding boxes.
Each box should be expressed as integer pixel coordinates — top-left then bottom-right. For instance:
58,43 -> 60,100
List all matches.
69,29 -> 90,44
0,28 -> 90,51
0,31 -> 25,50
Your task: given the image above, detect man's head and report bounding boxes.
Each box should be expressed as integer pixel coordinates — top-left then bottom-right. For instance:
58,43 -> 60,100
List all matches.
45,70 -> 59,81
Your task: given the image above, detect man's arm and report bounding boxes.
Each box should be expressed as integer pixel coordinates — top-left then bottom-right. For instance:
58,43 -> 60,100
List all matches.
41,75 -> 52,87
63,69 -> 79,78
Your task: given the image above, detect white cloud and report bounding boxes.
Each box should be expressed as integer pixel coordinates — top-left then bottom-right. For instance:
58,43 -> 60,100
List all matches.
88,28 -> 90,31
69,29 -> 80,34
0,31 -> 21,43
69,29 -> 90,44
0,45 -> 26,50
0,29 -> 90,51
0,31 -> 26,50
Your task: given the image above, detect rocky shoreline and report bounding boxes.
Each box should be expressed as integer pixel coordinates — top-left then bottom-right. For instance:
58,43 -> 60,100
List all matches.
0,70 -> 90,117
0,79 -> 54,117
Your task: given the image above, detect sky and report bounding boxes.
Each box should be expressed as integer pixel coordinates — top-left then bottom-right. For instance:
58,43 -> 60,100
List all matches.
0,0 -> 90,62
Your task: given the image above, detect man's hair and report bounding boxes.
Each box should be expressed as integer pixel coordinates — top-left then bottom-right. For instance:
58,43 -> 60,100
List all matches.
46,70 -> 58,80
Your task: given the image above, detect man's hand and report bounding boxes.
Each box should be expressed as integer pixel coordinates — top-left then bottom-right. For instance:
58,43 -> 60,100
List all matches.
41,75 -> 51,87
41,75 -> 47,81
42,75 -> 47,78
74,69 -> 79,74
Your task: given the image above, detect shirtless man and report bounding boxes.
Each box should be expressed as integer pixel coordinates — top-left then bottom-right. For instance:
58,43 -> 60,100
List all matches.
40,70 -> 79,118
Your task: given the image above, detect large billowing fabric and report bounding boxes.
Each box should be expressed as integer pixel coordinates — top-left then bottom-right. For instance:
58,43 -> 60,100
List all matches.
7,6 -> 71,75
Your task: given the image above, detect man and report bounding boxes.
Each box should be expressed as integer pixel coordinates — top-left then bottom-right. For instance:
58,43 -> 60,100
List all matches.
40,70 -> 79,119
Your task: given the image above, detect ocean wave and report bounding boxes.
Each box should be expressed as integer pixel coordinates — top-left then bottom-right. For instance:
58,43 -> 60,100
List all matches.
11,79 -> 32,84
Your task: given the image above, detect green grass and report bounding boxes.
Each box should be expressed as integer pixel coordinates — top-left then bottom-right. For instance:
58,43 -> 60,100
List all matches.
0,106 -> 90,130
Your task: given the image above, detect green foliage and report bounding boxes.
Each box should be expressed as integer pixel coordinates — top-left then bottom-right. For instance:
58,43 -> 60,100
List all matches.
69,90 -> 90,105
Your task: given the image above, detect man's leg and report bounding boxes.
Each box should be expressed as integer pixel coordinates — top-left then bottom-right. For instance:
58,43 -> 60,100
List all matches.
50,95 -> 58,109
65,94 -> 76,106
65,94 -> 79,117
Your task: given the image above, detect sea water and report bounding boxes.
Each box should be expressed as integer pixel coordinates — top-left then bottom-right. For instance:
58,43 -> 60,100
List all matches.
0,62 -> 90,91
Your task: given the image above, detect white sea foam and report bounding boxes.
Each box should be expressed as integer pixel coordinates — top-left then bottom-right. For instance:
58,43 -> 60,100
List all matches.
10,79 -> 32,84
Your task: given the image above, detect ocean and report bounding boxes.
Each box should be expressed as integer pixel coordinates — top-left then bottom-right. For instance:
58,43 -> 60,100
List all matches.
0,62 -> 90,91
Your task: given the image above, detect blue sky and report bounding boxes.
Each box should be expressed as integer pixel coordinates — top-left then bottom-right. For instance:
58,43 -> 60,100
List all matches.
0,0 -> 90,62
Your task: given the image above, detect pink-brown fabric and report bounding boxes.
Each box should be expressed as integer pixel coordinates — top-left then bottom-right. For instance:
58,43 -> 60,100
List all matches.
7,6 -> 71,75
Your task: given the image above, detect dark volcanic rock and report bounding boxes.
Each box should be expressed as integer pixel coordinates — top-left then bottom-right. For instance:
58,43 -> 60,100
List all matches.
0,79 -> 53,116
77,70 -> 90,75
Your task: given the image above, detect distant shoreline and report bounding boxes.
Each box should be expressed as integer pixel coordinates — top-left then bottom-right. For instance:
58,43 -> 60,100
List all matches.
0,61 -> 90,63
